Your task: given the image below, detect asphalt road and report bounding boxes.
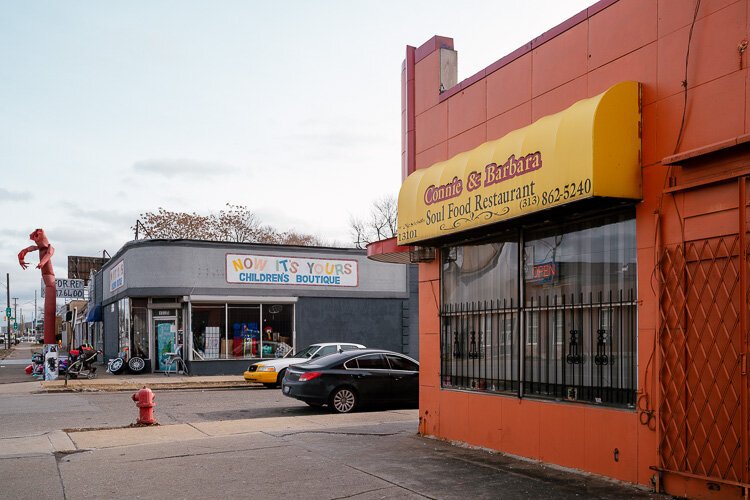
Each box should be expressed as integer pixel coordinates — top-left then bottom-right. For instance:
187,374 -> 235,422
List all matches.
0,342 -> 329,438
0,342 -> 37,384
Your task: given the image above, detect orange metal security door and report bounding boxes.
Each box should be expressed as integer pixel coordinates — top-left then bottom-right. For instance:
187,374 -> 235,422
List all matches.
658,177 -> 749,494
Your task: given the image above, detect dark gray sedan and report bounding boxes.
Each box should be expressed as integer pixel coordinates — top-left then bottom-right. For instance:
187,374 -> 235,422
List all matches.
282,348 -> 419,413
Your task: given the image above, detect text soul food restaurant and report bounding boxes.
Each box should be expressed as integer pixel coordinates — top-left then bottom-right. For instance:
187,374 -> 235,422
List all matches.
387,3 -> 750,496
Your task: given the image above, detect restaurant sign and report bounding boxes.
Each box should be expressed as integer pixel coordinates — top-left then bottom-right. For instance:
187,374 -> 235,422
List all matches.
397,81 -> 641,245
226,254 -> 358,287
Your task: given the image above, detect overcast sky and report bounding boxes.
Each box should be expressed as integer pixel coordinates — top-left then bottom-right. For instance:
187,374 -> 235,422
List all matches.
0,0 -> 593,320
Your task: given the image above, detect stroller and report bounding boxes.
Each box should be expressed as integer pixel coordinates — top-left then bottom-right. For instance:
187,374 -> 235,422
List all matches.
26,352 -> 45,378
65,345 -> 101,380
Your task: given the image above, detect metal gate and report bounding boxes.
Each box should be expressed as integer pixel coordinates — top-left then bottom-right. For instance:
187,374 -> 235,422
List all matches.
658,179 -> 749,492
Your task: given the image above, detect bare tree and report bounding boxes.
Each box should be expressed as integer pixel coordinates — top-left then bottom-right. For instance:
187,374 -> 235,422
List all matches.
213,204 -> 264,242
278,230 -> 323,246
349,195 -> 398,249
132,205 -> 322,246
135,208 -> 214,240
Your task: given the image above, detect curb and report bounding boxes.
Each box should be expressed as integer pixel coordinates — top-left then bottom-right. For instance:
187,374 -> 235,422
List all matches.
39,381 -> 256,393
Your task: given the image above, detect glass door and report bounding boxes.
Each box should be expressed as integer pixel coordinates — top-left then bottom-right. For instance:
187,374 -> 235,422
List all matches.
155,318 -> 177,371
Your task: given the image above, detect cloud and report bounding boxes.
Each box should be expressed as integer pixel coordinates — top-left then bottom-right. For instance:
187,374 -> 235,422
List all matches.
0,188 -> 32,202
61,202 -> 138,227
132,158 -> 239,178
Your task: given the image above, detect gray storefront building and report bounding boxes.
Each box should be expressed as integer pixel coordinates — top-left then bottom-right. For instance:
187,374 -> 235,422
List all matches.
92,239 -> 417,375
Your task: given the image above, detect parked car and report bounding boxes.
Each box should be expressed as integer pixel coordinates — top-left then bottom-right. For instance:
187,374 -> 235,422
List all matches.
0,334 -> 18,346
243,342 -> 366,388
282,349 -> 419,413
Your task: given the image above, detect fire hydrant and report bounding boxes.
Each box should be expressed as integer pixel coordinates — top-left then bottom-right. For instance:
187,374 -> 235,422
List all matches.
132,386 -> 157,425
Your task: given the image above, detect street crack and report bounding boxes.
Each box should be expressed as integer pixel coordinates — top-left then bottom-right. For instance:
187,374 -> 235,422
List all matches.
119,444 -> 290,464
330,485 -> 403,499
272,430 -> 405,438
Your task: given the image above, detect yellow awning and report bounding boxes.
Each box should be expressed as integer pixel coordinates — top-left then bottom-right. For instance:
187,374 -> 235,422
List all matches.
397,81 -> 641,245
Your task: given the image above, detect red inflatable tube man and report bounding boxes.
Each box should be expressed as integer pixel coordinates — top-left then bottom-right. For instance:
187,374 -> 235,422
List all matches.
18,229 -> 56,344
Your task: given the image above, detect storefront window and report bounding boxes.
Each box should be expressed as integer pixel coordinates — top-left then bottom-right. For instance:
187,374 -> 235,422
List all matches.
117,298 -> 130,355
190,302 -> 294,361
131,299 -> 148,359
440,209 -> 637,407
261,304 -> 293,358
191,304 -> 226,360
228,305 -> 260,358
443,238 -> 518,305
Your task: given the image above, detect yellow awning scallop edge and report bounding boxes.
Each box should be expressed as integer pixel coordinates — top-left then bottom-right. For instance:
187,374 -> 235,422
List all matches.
397,81 -> 641,245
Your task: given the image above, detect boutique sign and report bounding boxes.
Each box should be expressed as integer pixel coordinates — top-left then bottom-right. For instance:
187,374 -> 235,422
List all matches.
397,82 -> 642,245
226,254 -> 358,287
109,261 -> 125,292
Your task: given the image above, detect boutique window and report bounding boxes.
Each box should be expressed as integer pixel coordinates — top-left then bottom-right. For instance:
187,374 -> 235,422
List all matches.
191,303 -> 294,360
191,304 -> 226,360
131,299 -> 148,359
117,298 -> 130,354
440,209 -> 637,406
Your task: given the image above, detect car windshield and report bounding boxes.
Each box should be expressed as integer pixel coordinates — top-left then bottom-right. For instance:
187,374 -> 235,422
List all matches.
289,345 -> 319,359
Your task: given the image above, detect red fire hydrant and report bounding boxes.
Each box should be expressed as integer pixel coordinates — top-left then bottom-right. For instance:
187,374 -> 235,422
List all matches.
132,386 -> 157,425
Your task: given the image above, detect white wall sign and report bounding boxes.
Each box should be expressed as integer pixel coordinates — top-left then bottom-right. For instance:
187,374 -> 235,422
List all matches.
226,254 -> 358,287
109,261 -> 125,292
40,278 -> 86,299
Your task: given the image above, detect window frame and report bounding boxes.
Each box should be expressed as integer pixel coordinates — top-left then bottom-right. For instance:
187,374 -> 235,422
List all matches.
439,207 -> 637,408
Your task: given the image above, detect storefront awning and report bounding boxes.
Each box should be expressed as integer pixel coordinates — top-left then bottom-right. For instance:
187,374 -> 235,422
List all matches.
85,304 -> 102,322
397,81 -> 642,245
366,237 -> 412,264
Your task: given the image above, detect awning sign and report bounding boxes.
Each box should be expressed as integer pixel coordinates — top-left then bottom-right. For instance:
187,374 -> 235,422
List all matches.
397,81 -> 642,244
226,254 -> 358,287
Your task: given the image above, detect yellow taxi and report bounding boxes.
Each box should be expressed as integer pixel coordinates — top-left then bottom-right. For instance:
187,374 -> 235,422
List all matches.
243,342 -> 365,388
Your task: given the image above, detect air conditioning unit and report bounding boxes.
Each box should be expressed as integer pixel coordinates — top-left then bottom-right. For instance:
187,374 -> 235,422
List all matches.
409,246 -> 435,263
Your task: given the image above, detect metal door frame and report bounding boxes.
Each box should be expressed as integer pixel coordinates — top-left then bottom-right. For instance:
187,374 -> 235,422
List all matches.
656,176 -> 750,494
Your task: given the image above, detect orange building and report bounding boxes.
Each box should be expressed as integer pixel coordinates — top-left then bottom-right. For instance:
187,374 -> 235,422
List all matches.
372,0 -> 750,497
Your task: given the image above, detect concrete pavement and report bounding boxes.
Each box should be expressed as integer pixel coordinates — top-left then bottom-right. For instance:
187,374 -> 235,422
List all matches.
39,373 -> 250,392
0,408 -> 665,499
62,409 -> 419,450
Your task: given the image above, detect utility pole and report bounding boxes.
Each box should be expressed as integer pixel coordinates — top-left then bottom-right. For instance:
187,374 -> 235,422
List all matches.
12,297 -> 18,331
34,290 -> 37,336
6,274 -> 10,348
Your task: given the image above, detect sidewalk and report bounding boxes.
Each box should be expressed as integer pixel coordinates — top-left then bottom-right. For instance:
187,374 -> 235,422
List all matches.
2,344 -> 252,392
0,408 -> 664,499
40,371 -> 250,392
42,373 -> 250,392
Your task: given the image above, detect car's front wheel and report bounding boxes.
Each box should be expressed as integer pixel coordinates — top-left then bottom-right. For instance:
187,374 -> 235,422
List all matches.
275,369 -> 286,388
329,387 -> 358,413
